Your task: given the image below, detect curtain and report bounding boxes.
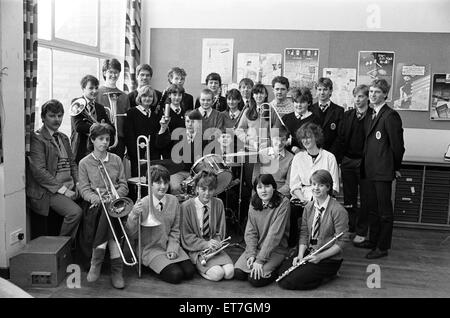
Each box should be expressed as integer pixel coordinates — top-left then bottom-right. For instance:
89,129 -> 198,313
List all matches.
24,0 -> 38,154
123,0 -> 141,93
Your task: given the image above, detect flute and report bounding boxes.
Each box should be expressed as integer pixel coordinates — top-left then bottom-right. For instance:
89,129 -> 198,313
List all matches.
276,232 -> 344,283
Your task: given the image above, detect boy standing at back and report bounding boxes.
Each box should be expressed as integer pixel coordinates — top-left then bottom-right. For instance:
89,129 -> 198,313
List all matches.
96,58 -> 130,159
128,64 -> 162,108
310,77 -> 344,158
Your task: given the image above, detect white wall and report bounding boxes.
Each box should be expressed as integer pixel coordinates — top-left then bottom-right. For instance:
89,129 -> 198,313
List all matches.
0,0 -> 27,269
141,0 -> 450,64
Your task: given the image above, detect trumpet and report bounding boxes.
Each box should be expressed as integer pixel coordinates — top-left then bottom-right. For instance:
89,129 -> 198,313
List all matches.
104,91 -> 127,150
96,159 -> 137,266
276,232 -> 344,283
199,236 -> 231,266
69,97 -> 99,125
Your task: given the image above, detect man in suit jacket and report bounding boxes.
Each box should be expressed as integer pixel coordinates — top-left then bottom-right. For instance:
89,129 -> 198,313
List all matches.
128,64 -> 162,108
360,79 -> 405,259
71,75 -> 112,164
27,100 -> 82,241
311,77 -> 344,158
337,84 -> 372,245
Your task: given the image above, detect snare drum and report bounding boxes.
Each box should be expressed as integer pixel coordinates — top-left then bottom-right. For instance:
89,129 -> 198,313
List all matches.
191,154 -> 232,195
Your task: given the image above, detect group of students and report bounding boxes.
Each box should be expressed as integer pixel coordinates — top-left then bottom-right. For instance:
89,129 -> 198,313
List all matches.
26,57 -> 405,291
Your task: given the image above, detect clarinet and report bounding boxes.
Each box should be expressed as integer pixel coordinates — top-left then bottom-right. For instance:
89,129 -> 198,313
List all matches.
276,232 -> 344,283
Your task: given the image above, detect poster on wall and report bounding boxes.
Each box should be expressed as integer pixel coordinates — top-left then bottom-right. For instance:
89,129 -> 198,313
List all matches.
284,48 -> 320,93
392,63 -> 431,111
357,51 -> 395,101
237,53 -> 260,83
430,73 -> 450,120
323,68 -> 357,111
237,53 -> 282,85
201,38 -> 234,84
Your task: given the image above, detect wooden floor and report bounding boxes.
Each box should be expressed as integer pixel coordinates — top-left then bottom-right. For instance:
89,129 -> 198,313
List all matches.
21,227 -> 450,298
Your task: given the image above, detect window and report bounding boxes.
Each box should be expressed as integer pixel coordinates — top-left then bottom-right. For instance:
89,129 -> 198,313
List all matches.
36,0 -> 126,136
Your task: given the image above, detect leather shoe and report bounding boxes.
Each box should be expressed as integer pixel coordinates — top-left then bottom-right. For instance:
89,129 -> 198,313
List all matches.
366,248 -> 388,259
353,240 -> 376,249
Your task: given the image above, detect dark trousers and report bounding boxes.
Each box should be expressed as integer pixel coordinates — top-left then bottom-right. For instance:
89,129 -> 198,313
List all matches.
277,257 -> 342,290
288,202 -> 304,247
234,268 -> 277,288
367,180 -> 394,250
158,260 -> 196,284
341,156 -> 369,236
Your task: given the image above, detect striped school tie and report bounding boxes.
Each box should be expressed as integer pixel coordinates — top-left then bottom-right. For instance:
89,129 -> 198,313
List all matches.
312,206 -> 325,240
202,205 -> 210,238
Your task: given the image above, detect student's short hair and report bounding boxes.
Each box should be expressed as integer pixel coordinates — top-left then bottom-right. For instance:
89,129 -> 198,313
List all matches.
80,75 -> 99,89
88,123 -> 114,147
205,72 -> 222,86
102,58 -> 122,79
167,83 -> 185,95
296,122 -> 324,149
168,67 -> 187,82
251,174 -> 283,211
226,88 -> 242,101
200,88 -> 214,99
186,109 -> 203,120
272,76 -> 290,89
136,64 -> 153,77
310,169 -> 334,196
136,85 -> 158,107
316,77 -> 333,90
292,87 -> 313,105
370,79 -> 390,96
271,126 -> 289,139
239,78 -> 254,88
149,165 -> 170,184
41,99 -> 64,119
353,84 -> 369,97
194,170 -> 218,190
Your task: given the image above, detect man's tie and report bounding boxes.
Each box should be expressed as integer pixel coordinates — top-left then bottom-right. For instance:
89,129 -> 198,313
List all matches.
53,132 -> 61,149
203,110 -> 208,119
159,202 -> 164,212
320,104 -> 327,112
202,205 -> 210,238
371,112 -> 377,120
312,206 -> 325,240
230,113 -> 235,120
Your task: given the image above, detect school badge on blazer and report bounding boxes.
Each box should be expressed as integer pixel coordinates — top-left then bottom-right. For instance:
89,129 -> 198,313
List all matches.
330,123 -> 336,130
376,131 -> 381,140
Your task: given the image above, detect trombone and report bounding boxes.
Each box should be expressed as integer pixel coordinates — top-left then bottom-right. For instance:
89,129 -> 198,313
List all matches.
96,159 -> 137,266
136,135 -> 162,277
258,102 -> 286,151
69,97 -> 99,125
104,92 -> 127,150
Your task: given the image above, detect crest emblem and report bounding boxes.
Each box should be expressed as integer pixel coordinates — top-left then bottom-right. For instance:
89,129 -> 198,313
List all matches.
376,131 -> 381,140
330,123 -> 336,130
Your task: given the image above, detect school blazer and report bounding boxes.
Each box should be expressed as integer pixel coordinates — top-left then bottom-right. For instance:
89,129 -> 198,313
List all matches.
336,107 -> 373,164
311,102 -> 344,157
26,127 -> 78,216
362,104 -> 405,181
70,98 -> 111,163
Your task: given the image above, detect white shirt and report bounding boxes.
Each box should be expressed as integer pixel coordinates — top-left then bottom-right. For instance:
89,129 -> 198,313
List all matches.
201,107 -> 213,118
318,100 -> 331,111
171,104 -> 182,114
91,152 -> 110,163
137,105 -> 151,117
372,104 -> 384,116
289,149 -> 339,200
194,197 -> 211,233
294,111 -> 312,120
313,195 -> 331,223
